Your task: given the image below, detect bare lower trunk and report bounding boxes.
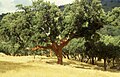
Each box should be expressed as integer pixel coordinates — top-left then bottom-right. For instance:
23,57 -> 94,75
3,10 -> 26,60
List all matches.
57,49 -> 63,65
86,57 -> 90,63
113,57 -> 115,66
49,49 -> 52,57
81,55 -> 84,62
98,57 -> 101,61
104,58 -> 107,71
62,52 -> 66,58
91,57 -> 95,65
66,54 -> 70,59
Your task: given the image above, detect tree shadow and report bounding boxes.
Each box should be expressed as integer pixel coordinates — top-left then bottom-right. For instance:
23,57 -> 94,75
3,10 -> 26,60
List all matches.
94,63 -> 120,72
0,61 -> 33,73
41,57 -> 57,59
46,59 -> 120,73
46,61 -> 57,64
45,59 -> 94,70
75,66 -> 91,69
63,60 -> 77,65
77,62 -> 120,72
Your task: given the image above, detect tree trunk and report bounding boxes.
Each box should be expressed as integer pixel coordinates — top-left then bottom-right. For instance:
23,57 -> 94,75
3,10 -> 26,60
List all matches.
57,48 -> 63,65
62,52 -> 66,58
51,43 -> 63,65
74,55 -> 77,60
49,49 -> 52,57
31,38 -> 71,65
98,57 -> 101,61
86,57 -> 90,63
81,57 -> 83,62
91,57 -> 94,65
104,58 -> 107,71
66,54 -> 70,59
113,57 -> 115,67
81,54 -> 84,62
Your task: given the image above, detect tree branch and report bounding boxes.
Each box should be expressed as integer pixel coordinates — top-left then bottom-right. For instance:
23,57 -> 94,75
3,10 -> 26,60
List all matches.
59,38 -> 71,48
31,44 -> 52,51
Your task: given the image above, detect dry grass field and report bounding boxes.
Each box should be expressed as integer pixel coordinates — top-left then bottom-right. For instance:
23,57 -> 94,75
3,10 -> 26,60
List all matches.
0,54 -> 120,77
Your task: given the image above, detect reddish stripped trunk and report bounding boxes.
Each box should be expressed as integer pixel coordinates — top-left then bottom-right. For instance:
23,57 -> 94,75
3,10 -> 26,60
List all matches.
30,38 -> 71,65
51,42 -> 63,64
57,48 -> 63,64
52,38 -> 70,65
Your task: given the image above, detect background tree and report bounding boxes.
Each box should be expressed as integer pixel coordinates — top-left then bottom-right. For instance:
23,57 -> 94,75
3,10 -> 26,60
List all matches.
97,7 -> 120,70
0,3 -> 36,55
63,38 -> 85,60
65,0 -> 105,65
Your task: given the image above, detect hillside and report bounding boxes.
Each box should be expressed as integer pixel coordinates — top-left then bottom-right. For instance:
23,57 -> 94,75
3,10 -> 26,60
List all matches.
102,0 -> 120,11
0,55 -> 120,77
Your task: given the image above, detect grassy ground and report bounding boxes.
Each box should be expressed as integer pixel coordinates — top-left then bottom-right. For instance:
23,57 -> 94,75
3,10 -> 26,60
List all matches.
0,55 -> 120,77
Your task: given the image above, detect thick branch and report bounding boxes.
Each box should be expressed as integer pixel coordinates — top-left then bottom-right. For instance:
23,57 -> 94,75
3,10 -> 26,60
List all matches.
31,45 -> 52,51
59,38 -> 71,48
51,42 -> 59,53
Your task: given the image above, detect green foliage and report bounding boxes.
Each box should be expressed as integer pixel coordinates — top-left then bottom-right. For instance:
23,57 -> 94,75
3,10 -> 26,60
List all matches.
97,7 -> 120,62
31,0 -> 64,43
106,7 -> 120,26
0,4 -> 34,54
0,0 -> 64,55
100,7 -> 120,36
0,41 -> 20,55
64,38 -> 85,53
64,0 -> 105,41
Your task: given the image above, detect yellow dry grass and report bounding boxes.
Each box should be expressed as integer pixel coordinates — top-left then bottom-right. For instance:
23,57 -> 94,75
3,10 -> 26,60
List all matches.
0,55 -> 120,77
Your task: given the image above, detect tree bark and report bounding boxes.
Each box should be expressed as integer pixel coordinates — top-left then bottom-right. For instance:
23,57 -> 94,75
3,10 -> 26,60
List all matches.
54,38 -> 71,64
30,38 -> 71,65
91,57 -> 95,65
66,54 -> 70,59
104,58 -> 107,71
51,42 -> 63,65
113,57 -> 115,67
57,48 -> 63,64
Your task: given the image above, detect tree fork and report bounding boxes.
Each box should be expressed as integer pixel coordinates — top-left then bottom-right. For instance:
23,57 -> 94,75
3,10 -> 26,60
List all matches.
30,38 -> 71,65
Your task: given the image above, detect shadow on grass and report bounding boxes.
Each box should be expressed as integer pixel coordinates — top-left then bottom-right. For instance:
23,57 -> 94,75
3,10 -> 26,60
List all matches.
94,65 -> 120,72
46,61 -> 57,64
41,57 -> 57,59
74,66 -> 91,69
45,59 -> 120,73
0,61 -> 33,73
